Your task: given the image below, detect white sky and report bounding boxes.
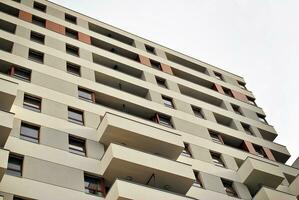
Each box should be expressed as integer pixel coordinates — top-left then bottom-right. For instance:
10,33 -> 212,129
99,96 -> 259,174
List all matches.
51,0 -> 299,164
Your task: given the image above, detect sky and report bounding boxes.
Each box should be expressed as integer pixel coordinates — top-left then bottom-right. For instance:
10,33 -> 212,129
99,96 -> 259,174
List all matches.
51,0 -> 299,164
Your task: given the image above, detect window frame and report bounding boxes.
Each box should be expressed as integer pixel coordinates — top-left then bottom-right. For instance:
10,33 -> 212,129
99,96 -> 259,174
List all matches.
30,31 -> 45,44
153,113 -> 173,128
65,13 -> 77,24
78,87 -> 95,103
162,96 -> 174,108
7,154 -> 23,177
222,179 -> 238,197
67,62 -> 81,76
69,135 -> 86,156
68,107 -> 84,125
9,66 -> 31,82
211,152 -> 226,168
20,122 -> 40,143
192,106 -> 205,118
32,15 -> 46,27
66,44 -> 79,56
150,59 -> 162,70
65,27 -> 78,39
28,49 -> 44,63
23,94 -> 42,112
84,173 -> 106,196
33,1 -> 47,12
209,132 -> 224,144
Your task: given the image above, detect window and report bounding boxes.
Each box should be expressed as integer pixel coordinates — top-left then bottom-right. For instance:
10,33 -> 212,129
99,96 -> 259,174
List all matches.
162,96 -> 174,108
181,143 -> 192,157
69,135 -> 86,156
65,28 -> 78,39
78,87 -> 95,103
7,154 -> 23,177
65,13 -> 77,24
28,49 -> 44,63
223,87 -> 233,97
33,1 -> 46,12
145,44 -> 155,54
32,15 -> 46,27
247,97 -> 256,106
10,66 -> 31,81
23,94 -> 41,112
12,0 -> 21,2
254,145 -> 266,158
20,122 -> 39,143
66,44 -> 79,56
214,72 -> 223,80
211,152 -> 225,167
153,113 -> 173,128
238,81 -> 247,90
13,197 -> 26,200
156,77 -> 167,88
210,132 -> 223,144
193,171 -> 203,188
84,173 -> 105,196
232,104 -> 242,115
30,31 -> 45,44
68,107 -> 84,125
222,179 -> 238,197
192,106 -> 204,118
67,62 -> 81,76
242,123 -> 254,136
257,114 -> 267,124
150,59 -> 162,70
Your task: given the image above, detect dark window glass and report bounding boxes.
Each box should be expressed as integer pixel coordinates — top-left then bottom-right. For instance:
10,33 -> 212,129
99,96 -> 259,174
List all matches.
210,132 -> 223,144
157,114 -> 173,128
150,60 -> 161,70
254,145 -> 266,158
257,114 -> 267,124
66,44 -> 79,56
181,143 -> 192,157
29,49 -> 44,63
67,62 -> 81,76
33,1 -> 46,12
12,0 -> 21,2
23,94 -> 41,112
222,179 -> 238,197
193,171 -> 203,188
68,107 -> 84,125
65,13 -> 77,24
232,104 -> 242,115
78,88 -> 94,102
192,106 -> 204,118
223,87 -> 233,97
247,97 -> 256,106
32,15 -> 46,27
11,67 -> 31,81
84,174 -> 105,196
7,154 -> 23,177
238,81 -> 247,90
211,152 -> 225,168
214,72 -> 223,80
69,135 -> 86,156
156,77 -> 167,88
20,122 -> 39,143
242,123 -> 254,136
30,31 -> 45,44
145,45 -> 155,54
65,28 -> 78,39
162,96 -> 174,108
13,197 -> 26,200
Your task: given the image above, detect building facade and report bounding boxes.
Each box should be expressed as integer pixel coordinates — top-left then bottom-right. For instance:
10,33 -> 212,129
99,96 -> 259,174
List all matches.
0,0 -> 298,199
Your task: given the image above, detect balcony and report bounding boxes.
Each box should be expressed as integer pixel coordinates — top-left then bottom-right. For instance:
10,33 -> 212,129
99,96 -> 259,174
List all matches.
105,179 -> 194,200
99,144 -> 195,195
0,149 -> 9,182
238,157 -> 284,194
97,113 -> 184,160
289,175 -> 299,198
0,109 -> 14,147
253,186 -> 297,200
0,77 -> 17,111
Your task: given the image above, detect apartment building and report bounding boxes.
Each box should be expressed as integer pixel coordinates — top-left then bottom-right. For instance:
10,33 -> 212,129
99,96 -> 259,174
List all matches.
0,0 -> 298,199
